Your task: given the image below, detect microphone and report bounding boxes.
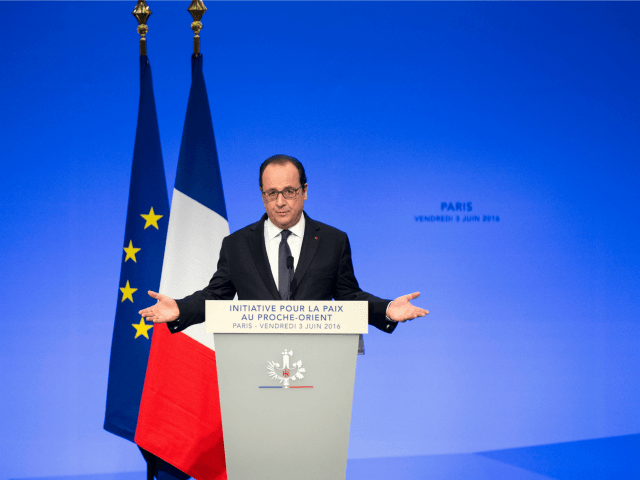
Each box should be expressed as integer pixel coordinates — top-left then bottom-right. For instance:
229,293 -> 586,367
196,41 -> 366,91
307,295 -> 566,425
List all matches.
286,256 -> 294,270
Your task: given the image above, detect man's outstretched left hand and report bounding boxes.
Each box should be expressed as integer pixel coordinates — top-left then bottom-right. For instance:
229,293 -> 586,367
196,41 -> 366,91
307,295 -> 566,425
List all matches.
387,292 -> 429,322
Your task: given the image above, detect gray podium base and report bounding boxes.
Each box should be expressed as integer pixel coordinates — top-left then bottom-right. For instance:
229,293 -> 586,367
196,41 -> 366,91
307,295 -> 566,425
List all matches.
214,334 -> 360,480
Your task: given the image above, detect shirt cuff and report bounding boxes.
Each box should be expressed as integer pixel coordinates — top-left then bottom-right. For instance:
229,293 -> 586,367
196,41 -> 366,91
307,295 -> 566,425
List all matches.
385,301 -> 396,323
384,301 -> 398,332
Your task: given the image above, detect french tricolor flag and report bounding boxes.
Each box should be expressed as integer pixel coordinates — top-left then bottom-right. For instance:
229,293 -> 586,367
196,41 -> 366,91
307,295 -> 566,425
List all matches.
135,54 -> 228,480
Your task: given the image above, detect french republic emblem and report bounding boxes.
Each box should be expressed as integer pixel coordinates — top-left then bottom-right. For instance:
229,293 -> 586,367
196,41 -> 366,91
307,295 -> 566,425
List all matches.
266,349 -> 307,389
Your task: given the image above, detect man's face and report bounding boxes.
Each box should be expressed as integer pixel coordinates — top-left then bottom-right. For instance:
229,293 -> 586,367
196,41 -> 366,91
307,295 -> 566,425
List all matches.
261,162 -> 307,230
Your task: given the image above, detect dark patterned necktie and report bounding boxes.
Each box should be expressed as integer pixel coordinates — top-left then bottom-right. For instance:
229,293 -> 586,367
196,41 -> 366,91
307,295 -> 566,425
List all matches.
278,230 -> 293,300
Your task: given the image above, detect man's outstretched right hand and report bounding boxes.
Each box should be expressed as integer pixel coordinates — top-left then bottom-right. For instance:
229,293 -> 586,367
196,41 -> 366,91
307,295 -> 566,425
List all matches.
139,291 -> 180,324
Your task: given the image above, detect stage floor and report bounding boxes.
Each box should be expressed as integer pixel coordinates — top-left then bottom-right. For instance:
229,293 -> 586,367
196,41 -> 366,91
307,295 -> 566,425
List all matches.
11,434 -> 640,480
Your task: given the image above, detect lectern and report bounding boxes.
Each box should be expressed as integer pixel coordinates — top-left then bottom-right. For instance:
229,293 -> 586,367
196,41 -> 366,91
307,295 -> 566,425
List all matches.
206,300 -> 368,480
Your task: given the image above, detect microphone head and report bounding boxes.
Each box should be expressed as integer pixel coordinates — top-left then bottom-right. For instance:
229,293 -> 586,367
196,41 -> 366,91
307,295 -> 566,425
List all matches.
287,256 -> 294,269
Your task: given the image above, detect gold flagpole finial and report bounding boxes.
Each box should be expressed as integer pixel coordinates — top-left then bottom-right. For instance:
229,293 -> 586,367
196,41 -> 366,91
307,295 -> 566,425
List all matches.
133,0 -> 152,56
188,0 -> 207,55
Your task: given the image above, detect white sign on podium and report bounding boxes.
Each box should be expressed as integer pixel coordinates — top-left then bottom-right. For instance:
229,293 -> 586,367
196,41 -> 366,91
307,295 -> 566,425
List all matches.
206,300 -> 368,334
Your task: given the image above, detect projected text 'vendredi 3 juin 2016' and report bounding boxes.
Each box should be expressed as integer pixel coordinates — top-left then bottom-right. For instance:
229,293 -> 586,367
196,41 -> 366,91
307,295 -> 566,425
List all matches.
415,201 -> 501,223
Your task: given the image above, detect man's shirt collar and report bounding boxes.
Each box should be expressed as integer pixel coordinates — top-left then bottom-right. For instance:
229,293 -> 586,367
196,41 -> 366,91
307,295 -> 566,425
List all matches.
265,213 -> 305,240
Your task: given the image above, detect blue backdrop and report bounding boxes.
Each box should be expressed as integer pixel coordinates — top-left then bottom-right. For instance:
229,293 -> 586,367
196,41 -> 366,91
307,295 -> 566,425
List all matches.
1,2 -> 639,480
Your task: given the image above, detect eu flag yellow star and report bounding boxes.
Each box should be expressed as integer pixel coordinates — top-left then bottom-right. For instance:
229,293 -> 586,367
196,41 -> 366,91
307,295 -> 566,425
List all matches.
120,280 -> 138,303
132,317 -> 153,339
123,240 -> 141,262
141,207 -> 163,230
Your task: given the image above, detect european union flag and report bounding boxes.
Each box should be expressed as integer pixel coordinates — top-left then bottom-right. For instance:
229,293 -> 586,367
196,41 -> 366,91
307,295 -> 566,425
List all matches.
104,55 -> 169,442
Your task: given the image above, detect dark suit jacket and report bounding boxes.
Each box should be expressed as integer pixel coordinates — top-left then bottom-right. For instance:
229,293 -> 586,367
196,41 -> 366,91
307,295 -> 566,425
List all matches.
171,212 -> 397,334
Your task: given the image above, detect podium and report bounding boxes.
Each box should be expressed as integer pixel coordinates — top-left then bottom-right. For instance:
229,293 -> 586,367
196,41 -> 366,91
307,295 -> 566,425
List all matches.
206,300 -> 368,480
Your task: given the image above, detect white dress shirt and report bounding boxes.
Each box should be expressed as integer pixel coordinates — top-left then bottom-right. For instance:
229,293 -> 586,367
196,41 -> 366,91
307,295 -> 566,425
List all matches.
264,214 -> 305,290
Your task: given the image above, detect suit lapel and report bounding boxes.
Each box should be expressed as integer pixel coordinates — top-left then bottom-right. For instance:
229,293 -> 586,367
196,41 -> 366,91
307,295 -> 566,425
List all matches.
249,214 -> 280,300
290,212 -> 320,296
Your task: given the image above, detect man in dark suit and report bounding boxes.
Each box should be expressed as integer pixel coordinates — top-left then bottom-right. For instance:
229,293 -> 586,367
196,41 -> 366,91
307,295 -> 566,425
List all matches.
140,155 -> 428,331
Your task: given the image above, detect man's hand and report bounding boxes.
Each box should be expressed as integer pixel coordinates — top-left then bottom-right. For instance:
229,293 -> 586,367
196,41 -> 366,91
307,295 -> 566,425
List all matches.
386,292 -> 429,322
138,291 -> 180,324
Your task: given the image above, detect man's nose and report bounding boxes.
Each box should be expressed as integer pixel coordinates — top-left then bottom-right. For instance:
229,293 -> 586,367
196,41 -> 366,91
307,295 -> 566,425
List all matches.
275,192 -> 287,205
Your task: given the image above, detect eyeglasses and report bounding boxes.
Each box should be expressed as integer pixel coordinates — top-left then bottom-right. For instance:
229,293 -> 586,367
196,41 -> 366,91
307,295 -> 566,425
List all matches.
261,185 -> 305,202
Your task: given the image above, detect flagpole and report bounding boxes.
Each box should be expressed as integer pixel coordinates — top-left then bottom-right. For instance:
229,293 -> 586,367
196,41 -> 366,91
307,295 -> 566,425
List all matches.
188,0 -> 207,55
130,9 -> 158,480
133,0 -> 152,56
